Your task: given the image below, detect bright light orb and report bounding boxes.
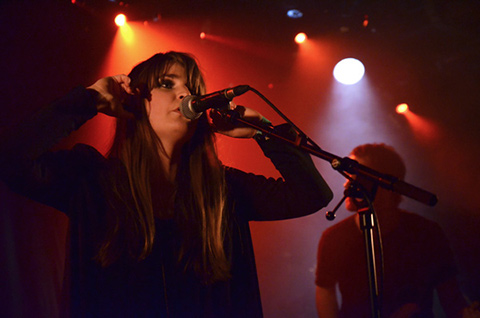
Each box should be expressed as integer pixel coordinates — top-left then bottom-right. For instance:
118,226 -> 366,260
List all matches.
295,32 -> 307,44
333,58 -> 365,85
115,14 -> 127,27
396,103 -> 409,114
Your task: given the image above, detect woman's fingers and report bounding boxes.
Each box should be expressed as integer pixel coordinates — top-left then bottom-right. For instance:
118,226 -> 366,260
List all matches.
88,75 -> 136,118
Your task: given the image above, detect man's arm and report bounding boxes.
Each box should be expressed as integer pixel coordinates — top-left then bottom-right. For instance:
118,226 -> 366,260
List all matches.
437,277 -> 467,318
316,285 -> 338,318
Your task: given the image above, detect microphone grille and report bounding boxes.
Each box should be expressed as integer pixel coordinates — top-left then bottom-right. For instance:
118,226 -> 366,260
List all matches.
180,95 -> 202,120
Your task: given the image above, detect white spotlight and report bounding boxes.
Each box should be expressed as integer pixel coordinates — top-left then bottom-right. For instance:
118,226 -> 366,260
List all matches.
333,58 -> 365,85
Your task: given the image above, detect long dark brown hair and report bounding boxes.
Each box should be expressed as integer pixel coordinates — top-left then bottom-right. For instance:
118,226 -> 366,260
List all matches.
96,52 -> 229,283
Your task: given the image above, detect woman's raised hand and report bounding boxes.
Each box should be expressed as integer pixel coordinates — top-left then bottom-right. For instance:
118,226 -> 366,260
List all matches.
87,74 -> 136,118
209,103 -> 266,138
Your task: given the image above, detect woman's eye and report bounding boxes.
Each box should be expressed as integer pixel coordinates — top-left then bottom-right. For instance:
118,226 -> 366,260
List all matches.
159,80 -> 174,89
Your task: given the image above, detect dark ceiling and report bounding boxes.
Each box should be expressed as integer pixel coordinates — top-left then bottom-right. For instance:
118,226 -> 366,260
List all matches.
75,0 -> 480,71
76,0 -> 480,35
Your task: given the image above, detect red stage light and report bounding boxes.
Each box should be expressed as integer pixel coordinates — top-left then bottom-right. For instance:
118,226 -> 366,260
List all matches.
396,103 -> 409,114
115,14 -> 127,27
363,15 -> 369,27
295,32 -> 307,44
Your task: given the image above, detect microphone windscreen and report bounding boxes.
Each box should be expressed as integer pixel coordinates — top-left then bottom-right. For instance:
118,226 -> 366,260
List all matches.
180,95 -> 202,120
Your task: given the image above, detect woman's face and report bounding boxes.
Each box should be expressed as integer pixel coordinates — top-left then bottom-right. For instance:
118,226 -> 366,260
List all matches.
146,62 -> 197,145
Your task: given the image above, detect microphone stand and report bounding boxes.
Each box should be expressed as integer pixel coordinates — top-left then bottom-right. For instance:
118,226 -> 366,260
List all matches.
359,201 -> 381,318
220,109 -> 438,318
222,110 -> 437,206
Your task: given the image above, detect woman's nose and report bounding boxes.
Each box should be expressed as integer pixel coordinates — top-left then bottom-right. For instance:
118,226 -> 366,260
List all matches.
178,86 -> 191,100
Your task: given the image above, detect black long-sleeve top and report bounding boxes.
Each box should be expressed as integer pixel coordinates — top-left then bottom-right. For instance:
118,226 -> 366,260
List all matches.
0,87 -> 333,318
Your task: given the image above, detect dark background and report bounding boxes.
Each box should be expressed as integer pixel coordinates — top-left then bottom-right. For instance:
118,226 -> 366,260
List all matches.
1,0 -> 479,317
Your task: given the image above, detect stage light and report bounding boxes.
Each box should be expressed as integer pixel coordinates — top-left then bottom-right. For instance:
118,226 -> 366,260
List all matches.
287,9 -> 303,19
115,14 -> 127,27
363,15 -> 369,27
295,32 -> 307,44
396,103 -> 409,114
333,58 -> 365,85
200,32 -> 206,40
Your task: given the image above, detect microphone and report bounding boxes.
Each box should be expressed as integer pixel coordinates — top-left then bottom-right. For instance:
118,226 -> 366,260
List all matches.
180,85 -> 250,120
